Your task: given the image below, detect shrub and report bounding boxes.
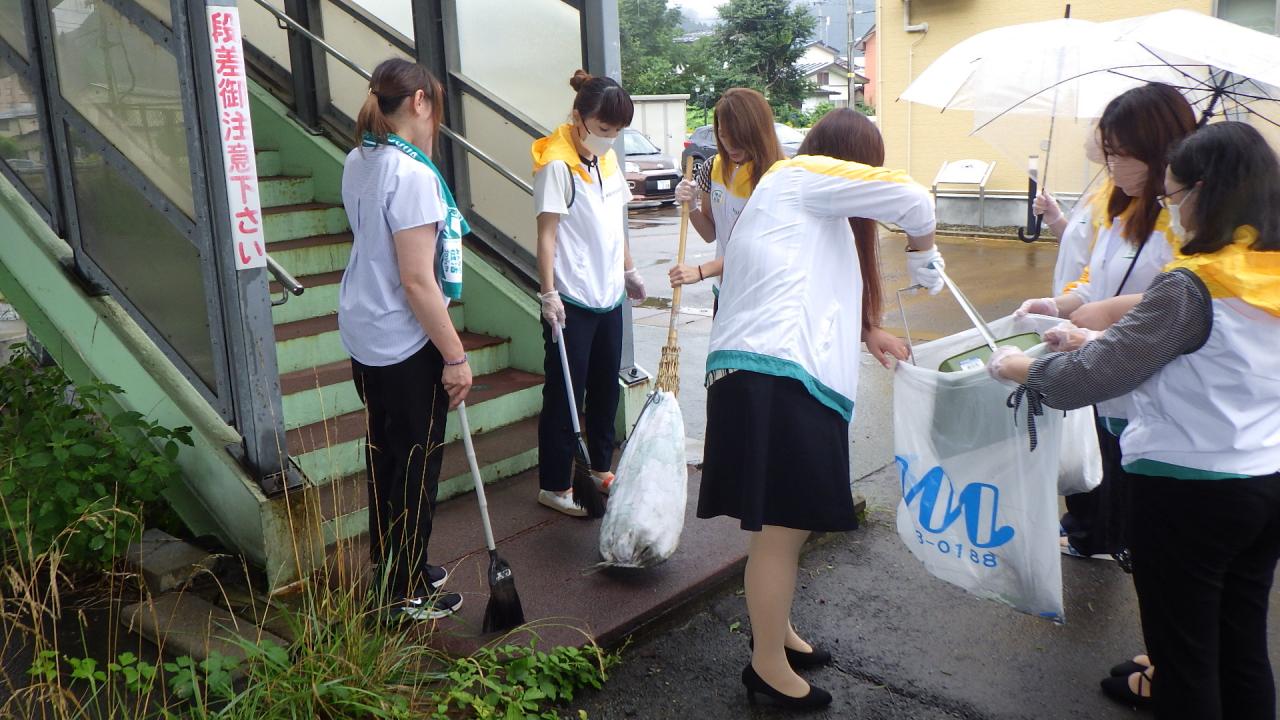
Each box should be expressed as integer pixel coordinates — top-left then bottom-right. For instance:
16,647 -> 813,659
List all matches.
0,346 -> 192,571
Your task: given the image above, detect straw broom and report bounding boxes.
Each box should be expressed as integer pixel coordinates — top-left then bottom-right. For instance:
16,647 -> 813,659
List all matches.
656,156 -> 696,395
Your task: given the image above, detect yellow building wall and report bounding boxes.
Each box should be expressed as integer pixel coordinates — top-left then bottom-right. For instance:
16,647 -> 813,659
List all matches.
874,0 -> 1215,195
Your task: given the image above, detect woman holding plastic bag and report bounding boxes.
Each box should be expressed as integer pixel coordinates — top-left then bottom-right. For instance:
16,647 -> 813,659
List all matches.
1015,83 -> 1196,563
989,121 -> 1280,720
698,109 -> 939,710
667,88 -> 784,314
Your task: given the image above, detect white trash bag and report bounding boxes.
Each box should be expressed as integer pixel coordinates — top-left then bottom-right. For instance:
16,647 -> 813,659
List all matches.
894,314 -> 1066,622
599,391 -> 688,567
1059,407 -> 1103,496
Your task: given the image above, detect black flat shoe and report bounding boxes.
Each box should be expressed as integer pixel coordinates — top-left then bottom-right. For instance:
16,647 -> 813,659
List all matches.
741,665 -> 832,710
1109,659 -> 1149,677
1100,669 -> 1153,707
749,637 -> 834,670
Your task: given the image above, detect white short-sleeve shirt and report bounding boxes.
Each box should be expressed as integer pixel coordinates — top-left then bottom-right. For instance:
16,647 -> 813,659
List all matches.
338,144 -> 447,367
534,154 -> 632,311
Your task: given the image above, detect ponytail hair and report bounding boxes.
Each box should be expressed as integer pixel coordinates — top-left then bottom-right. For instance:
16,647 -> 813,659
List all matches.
569,70 -> 634,127
357,58 -> 444,144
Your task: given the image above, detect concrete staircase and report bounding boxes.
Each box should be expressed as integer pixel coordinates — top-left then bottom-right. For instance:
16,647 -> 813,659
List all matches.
255,146 -> 545,548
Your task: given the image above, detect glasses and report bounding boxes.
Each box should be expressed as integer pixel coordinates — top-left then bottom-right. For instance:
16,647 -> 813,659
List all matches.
1156,185 -> 1190,208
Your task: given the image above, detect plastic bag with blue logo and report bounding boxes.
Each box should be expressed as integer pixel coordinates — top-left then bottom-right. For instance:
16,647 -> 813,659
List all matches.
894,314 -> 1066,622
599,391 -> 688,568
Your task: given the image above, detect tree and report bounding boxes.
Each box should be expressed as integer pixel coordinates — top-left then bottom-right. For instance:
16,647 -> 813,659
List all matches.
711,0 -> 816,114
619,0 -> 686,95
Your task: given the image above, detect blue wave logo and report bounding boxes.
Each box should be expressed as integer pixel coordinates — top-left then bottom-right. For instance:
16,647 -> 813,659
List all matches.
896,456 -> 1015,549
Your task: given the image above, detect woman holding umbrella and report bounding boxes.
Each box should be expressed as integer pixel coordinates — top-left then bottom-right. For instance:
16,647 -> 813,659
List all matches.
1015,83 -> 1197,565
667,88 -> 785,313
989,120 -> 1280,720
698,109 -> 941,709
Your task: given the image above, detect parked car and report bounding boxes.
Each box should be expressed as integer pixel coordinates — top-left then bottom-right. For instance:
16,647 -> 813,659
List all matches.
681,123 -> 806,176
622,128 -> 680,204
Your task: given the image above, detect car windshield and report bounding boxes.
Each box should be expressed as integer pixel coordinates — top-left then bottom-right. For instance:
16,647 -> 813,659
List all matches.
774,123 -> 806,144
624,129 -> 662,155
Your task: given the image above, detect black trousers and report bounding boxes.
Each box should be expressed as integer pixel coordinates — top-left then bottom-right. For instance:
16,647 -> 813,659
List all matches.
1129,472 -> 1280,720
351,341 -> 449,602
538,303 -> 622,491
1062,415 -> 1132,557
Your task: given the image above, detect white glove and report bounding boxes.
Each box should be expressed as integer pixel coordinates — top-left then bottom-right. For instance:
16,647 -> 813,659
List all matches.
1043,321 -> 1100,352
986,346 -> 1027,386
1032,192 -> 1065,226
624,267 -> 647,302
539,290 -> 565,329
1015,297 -> 1060,319
674,179 -> 699,206
906,247 -> 945,295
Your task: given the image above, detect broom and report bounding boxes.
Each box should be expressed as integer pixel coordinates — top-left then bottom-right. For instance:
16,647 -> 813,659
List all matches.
456,402 -> 525,632
656,156 -> 696,395
554,326 -> 608,518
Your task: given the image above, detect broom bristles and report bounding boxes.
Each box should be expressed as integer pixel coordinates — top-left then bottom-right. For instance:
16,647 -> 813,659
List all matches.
482,551 -> 526,633
656,345 -> 680,395
571,449 -> 607,518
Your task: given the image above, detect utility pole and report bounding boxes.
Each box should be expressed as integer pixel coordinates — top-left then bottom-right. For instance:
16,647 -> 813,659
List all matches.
847,0 -> 855,109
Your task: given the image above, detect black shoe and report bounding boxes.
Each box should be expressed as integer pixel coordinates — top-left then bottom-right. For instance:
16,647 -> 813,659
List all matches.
741,664 -> 832,710
398,592 -> 463,622
1100,669 -> 1153,708
427,564 -> 449,590
749,637 -> 833,670
1109,658 -> 1149,677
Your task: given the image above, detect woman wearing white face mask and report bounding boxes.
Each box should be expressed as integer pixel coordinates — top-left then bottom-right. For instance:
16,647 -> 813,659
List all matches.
989,121 -> 1280,720
530,70 -> 643,516
1015,83 -> 1197,565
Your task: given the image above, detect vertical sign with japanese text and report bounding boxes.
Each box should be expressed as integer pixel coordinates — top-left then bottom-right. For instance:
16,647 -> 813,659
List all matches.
207,6 -> 265,270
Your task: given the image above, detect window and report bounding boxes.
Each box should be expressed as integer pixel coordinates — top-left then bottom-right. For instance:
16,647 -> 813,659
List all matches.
623,129 -> 662,156
1217,0 -> 1278,33
0,56 -> 52,209
816,71 -> 830,86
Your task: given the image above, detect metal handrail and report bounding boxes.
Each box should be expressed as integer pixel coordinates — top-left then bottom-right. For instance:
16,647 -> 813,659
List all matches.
266,253 -> 304,306
250,0 -> 534,196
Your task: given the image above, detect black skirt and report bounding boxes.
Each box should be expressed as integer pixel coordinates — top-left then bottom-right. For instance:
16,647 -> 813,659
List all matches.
697,371 -> 857,532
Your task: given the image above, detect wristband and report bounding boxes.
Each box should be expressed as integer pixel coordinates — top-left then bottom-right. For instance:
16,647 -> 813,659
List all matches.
697,265 -> 704,281
444,354 -> 468,367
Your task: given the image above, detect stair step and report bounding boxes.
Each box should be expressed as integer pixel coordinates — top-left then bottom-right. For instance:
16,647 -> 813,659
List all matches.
263,202 -> 349,244
259,175 -> 316,208
268,233 -> 352,277
313,417 -> 542,535
256,149 -> 282,177
269,270 -> 466,327
294,396 -> 541,492
273,315 -> 506,376
278,331 -> 531,434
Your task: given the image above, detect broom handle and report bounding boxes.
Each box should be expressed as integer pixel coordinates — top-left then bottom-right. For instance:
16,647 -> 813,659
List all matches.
667,156 -> 696,343
554,325 -> 589,456
457,403 -> 497,553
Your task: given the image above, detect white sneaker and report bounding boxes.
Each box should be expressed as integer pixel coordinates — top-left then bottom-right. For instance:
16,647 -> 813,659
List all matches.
538,489 -> 588,517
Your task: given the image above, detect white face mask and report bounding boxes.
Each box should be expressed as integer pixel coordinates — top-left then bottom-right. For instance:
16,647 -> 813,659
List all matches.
578,122 -> 615,157
1165,187 -> 1196,241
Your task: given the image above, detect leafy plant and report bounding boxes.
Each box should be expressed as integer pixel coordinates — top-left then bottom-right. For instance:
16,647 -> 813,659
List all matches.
429,642 -> 616,720
0,346 -> 193,570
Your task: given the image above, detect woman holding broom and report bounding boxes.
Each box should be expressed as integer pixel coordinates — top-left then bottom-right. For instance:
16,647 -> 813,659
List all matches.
697,109 -> 941,709
667,88 -> 784,312
531,71 -> 645,517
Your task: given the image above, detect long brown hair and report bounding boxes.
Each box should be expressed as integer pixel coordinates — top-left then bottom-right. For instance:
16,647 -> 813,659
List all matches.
357,58 -> 444,145
797,109 -> 886,331
1098,83 -> 1196,245
713,88 -> 785,190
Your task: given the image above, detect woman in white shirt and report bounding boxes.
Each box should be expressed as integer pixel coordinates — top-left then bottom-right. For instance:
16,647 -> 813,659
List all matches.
531,71 -> 645,516
667,88 -> 784,312
338,59 -> 473,622
1015,83 -> 1196,565
698,109 -> 942,709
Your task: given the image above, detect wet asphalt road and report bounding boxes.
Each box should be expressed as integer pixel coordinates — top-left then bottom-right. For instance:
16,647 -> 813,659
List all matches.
584,205 -> 1280,720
